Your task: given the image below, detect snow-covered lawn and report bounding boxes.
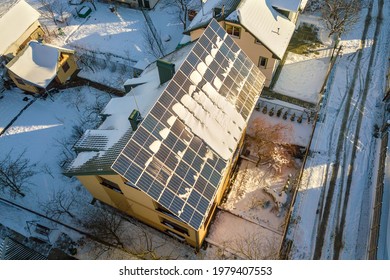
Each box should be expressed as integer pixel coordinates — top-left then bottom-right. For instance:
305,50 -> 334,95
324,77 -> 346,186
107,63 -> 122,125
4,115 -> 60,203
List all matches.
65,4 -> 147,61
273,15 -> 333,104
0,87 -> 110,208
205,210 -> 282,259
273,52 -> 330,104
0,89 -> 31,134
148,0 -> 185,54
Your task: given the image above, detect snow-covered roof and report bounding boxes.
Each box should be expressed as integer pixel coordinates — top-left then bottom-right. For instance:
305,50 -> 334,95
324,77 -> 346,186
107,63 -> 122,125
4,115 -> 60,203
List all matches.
0,0 -> 40,55
112,20 -> 266,230
186,0 -> 296,59
186,0 -> 241,32
236,0 -> 296,59
270,0 -> 301,12
64,43 -> 195,175
6,41 -> 74,88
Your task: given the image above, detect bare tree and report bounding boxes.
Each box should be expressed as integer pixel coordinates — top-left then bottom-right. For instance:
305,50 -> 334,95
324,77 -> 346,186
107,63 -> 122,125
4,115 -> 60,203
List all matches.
231,234 -> 279,260
81,204 -> 129,248
0,150 -> 36,197
246,121 -> 295,173
41,189 -> 78,220
142,23 -> 164,59
163,0 -> 189,30
321,0 -> 362,38
38,0 -> 70,25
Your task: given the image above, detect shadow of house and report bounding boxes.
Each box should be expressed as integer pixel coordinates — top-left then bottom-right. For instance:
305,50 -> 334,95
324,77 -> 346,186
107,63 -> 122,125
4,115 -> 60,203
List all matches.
5,41 -> 78,94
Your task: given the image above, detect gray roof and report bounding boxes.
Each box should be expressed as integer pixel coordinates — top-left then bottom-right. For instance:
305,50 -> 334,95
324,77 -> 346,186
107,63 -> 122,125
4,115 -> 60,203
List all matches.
64,128 -> 133,176
0,237 -> 47,260
185,0 -> 241,33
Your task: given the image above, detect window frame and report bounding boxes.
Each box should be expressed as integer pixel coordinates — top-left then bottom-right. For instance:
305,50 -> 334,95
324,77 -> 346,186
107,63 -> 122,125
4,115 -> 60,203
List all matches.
161,217 -> 189,236
226,24 -> 241,38
62,61 -> 70,73
97,176 -> 123,194
258,56 -> 268,69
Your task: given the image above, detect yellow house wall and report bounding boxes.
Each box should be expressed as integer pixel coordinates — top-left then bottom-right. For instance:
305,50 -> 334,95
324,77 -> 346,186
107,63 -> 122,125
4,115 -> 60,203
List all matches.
190,21 -> 279,87
74,109 -> 250,250
76,174 -> 200,248
7,70 -> 40,94
4,21 -> 44,58
56,53 -> 78,84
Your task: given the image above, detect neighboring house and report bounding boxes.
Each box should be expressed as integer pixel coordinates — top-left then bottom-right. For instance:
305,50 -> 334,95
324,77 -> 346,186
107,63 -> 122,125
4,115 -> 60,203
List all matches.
6,41 -> 77,94
185,0 -> 307,87
109,0 -> 160,9
64,20 -> 266,249
0,0 -> 45,61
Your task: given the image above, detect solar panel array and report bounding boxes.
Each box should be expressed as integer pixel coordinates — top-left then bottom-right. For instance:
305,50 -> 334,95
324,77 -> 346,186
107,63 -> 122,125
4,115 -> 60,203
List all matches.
112,19 -> 265,230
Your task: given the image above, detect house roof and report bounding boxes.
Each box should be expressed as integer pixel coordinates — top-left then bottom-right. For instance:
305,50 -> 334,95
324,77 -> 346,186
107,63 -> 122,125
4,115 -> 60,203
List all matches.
6,41 -> 74,88
186,0 -> 241,33
111,20 -> 265,230
0,0 -> 40,56
186,0 -> 296,60
270,0 -> 301,12
235,0 -> 296,59
64,43 -> 195,176
0,237 -> 47,260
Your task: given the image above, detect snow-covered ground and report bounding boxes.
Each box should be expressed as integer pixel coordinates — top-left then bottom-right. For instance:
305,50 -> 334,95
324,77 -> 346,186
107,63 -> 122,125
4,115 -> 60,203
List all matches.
286,0 -> 390,259
273,14 -> 333,104
26,0 -> 185,88
0,86 -> 197,259
0,88 -> 31,134
206,100 -> 313,259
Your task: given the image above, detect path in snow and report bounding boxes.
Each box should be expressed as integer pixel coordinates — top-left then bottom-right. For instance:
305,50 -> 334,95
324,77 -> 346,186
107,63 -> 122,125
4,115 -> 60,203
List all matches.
287,0 -> 389,259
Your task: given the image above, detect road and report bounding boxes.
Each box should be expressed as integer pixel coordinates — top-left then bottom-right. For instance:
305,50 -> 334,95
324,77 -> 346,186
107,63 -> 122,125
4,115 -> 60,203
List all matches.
286,0 -> 389,259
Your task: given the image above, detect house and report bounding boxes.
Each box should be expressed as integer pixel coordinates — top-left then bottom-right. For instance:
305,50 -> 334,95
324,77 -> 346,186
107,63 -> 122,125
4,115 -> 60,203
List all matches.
6,41 -> 78,94
0,0 -> 45,61
185,0 -> 307,87
64,19 -> 266,249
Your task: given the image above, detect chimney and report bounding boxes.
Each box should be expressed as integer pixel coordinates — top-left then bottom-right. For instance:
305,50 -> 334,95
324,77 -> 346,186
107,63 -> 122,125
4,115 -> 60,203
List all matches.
129,109 -> 142,131
157,59 -> 175,85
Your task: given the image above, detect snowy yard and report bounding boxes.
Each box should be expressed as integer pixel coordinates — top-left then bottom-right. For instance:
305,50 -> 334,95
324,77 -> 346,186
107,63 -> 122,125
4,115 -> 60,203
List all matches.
206,100 -> 314,259
273,14 -> 333,104
0,89 -> 32,134
25,0 -> 185,89
0,87 -> 198,259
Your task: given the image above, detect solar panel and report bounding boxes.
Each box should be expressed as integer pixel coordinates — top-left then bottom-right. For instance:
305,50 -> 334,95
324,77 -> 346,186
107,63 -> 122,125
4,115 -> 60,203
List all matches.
112,19 -> 265,230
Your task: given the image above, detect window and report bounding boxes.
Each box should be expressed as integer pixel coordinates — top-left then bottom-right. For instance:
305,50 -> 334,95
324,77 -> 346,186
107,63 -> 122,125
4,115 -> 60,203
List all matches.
226,24 -> 240,38
258,56 -> 268,68
15,77 -> 25,85
155,203 -> 180,220
97,176 -> 123,194
161,218 -> 189,236
62,61 -> 70,73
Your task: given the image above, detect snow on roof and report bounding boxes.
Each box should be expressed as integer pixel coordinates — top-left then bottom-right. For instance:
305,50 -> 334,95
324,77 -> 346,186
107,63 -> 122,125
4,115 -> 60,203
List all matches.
6,41 -> 74,88
270,0 -> 301,12
133,58 -> 152,71
186,0 -> 241,32
66,43 -> 195,173
300,0 -> 308,10
237,0 -> 296,59
0,0 -> 40,55
111,20 -> 266,230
